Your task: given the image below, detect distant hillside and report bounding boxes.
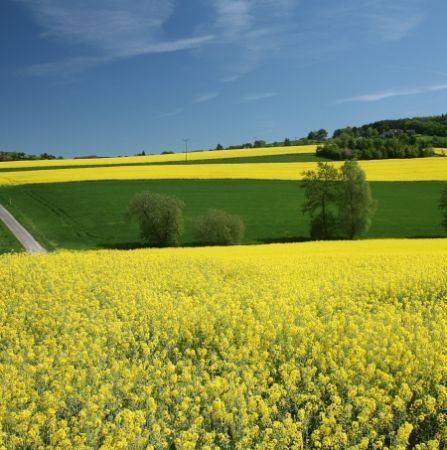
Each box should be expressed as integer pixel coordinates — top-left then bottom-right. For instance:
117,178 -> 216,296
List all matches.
338,114 -> 447,138
315,114 -> 447,161
220,114 -> 447,156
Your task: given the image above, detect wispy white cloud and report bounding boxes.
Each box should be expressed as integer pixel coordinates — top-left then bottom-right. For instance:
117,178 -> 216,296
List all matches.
17,0 -> 299,78
221,74 -> 241,83
213,0 -> 252,39
212,0 -> 298,39
192,92 -> 220,104
13,0 -> 214,76
321,0 -> 424,42
371,11 -> 423,41
157,107 -> 184,118
207,0 -> 300,82
335,83 -> 447,104
336,88 -> 423,104
210,0 -> 424,82
240,92 -> 276,102
23,56 -> 107,77
23,34 -> 215,77
14,0 -> 426,80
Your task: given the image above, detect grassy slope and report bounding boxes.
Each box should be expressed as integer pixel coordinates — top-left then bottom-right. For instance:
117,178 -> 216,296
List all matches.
0,153 -> 325,172
0,180 -> 445,250
0,219 -> 22,253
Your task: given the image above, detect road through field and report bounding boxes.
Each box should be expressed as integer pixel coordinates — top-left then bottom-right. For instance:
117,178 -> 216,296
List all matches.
0,204 -> 46,253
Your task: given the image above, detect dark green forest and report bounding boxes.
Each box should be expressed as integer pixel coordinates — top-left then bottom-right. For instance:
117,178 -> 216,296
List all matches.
317,114 -> 447,160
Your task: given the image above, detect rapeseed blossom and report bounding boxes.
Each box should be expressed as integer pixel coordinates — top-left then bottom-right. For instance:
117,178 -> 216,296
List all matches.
0,145 -> 317,170
1,239 -> 447,448
0,157 -> 446,185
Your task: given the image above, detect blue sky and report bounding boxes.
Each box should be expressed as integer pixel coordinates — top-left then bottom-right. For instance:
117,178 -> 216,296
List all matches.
1,0 -> 447,157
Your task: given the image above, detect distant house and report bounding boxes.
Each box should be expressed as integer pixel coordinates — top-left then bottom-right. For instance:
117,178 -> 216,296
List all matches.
380,129 -> 402,138
380,129 -> 417,138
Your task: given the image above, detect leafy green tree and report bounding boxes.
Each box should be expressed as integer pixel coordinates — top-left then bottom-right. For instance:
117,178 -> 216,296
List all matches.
338,160 -> 377,239
308,129 -> 328,141
316,129 -> 328,141
125,192 -> 184,247
216,144 -> 223,150
253,140 -> 266,148
40,152 -> 57,160
440,185 -> 447,232
301,162 -> 341,239
193,209 -> 245,245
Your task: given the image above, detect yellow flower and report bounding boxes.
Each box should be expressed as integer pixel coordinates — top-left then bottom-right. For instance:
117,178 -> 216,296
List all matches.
0,239 -> 446,447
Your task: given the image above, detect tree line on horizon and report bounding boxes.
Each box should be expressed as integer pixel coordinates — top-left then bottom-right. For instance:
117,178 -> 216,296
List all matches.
0,151 -> 61,162
2,113 -> 447,163
316,128 -> 437,160
218,115 -> 447,161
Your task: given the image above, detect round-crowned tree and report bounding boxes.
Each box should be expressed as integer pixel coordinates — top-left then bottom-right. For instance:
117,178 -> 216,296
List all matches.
338,160 -> 377,239
125,192 -> 184,247
193,209 -> 245,245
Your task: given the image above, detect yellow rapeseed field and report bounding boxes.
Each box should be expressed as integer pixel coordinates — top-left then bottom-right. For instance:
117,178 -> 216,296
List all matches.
1,239 -> 447,449
0,145 -> 317,170
0,157 -> 446,185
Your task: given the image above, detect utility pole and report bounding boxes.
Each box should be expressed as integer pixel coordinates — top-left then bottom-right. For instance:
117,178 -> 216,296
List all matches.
183,138 -> 190,161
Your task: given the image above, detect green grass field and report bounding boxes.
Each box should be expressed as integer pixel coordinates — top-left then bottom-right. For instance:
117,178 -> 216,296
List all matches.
0,180 -> 445,250
0,153 -> 325,172
0,219 -> 22,253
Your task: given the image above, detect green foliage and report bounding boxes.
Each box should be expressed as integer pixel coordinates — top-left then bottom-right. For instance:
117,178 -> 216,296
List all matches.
360,114 -> 447,137
338,160 -> 377,239
307,129 -> 328,141
193,209 -> 245,245
226,143 -> 252,149
308,210 -> 339,240
325,114 -> 447,161
253,140 -> 267,148
0,220 -> 22,253
0,180 -> 444,250
125,192 -> 184,247
301,161 -> 377,240
317,133 -> 435,160
219,114 -> 447,154
440,185 -> 447,232
301,162 -> 341,239
0,151 -> 59,162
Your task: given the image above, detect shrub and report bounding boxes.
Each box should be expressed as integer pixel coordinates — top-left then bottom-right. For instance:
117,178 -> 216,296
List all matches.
193,209 -> 245,245
125,192 -> 184,247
